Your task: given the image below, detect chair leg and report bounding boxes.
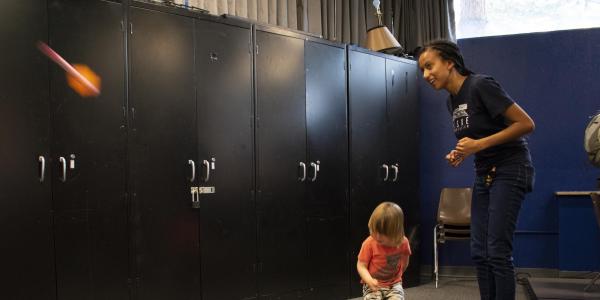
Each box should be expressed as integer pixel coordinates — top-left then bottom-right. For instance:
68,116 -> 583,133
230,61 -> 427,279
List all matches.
434,225 -> 439,288
584,272 -> 600,292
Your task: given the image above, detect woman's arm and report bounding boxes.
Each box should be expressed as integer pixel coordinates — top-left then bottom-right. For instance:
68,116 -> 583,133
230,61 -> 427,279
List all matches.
455,103 -> 535,156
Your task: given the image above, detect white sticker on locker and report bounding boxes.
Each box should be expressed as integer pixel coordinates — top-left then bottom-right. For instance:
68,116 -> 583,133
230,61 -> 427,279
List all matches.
199,186 -> 215,194
70,159 -> 75,169
211,162 -> 215,170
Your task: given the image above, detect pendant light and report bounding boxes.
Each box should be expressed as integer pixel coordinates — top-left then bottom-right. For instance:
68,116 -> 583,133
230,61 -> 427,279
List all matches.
366,0 -> 403,54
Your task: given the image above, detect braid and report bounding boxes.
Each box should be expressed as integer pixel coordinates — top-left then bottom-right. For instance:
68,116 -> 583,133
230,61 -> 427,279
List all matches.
419,40 -> 474,76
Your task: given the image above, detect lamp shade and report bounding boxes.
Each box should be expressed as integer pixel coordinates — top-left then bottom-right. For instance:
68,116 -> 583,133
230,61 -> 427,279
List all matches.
366,25 -> 402,54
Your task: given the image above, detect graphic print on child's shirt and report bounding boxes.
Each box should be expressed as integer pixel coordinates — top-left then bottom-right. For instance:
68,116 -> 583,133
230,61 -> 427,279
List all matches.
373,253 -> 401,280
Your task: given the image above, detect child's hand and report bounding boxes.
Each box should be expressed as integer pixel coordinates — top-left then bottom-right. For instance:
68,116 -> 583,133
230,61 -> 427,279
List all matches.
367,278 -> 379,291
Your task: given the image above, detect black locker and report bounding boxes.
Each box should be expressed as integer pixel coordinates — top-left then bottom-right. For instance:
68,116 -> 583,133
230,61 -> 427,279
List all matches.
129,7 -> 200,299
305,40 -> 350,299
386,58 -> 420,288
255,29 -> 307,297
2,1 -> 423,297
347,48 -> 390,297
0,1 -> 55,298
195,18 -> 257,300
48,0 -> 129,298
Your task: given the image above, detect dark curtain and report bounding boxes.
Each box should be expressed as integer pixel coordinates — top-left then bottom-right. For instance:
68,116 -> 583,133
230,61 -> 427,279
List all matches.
181,0 -> 455,55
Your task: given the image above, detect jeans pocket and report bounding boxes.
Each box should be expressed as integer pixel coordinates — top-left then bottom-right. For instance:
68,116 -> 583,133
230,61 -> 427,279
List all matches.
522,164 -> 535,193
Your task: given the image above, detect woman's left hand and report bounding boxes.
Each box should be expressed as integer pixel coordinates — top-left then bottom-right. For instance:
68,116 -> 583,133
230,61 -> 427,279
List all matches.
455,137 -> 485,156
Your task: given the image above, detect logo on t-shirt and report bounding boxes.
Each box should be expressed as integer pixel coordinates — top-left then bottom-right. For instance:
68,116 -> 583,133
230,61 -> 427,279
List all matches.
452,103 -> 470,133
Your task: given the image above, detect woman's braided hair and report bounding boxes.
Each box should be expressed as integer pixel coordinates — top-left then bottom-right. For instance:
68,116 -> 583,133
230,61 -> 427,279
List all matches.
418,40 -> 474,76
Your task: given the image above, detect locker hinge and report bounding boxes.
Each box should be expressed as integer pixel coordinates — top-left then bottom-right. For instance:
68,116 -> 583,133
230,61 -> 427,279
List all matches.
348,63 -> 351,71
255,44 -> 259,55
120,21 -> 124,32
129,22 -> 133,35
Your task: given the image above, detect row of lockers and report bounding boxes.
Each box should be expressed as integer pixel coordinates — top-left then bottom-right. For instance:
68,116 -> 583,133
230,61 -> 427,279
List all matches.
0,1 -> 419,299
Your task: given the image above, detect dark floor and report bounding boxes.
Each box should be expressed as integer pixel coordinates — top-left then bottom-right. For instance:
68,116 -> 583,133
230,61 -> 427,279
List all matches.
527,277 -> 600,300
349,277 -> 529,300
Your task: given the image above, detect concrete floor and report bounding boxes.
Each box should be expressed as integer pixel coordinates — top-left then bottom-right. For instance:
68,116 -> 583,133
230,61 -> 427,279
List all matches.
349,277 -> 529,300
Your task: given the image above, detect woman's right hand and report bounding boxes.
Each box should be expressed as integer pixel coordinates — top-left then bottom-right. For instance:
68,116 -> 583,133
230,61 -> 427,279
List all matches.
445,150 -> 464,167
367,278 -> 380,291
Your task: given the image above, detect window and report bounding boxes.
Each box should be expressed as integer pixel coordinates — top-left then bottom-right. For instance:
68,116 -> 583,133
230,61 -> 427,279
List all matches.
455,0 -> 600,39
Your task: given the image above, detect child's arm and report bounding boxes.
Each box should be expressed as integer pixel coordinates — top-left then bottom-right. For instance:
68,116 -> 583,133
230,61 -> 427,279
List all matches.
357,260 -> 379,291
402,255 -> 410,272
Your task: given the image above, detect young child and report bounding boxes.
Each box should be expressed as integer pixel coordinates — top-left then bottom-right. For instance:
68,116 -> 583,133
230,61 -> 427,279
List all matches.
357,202 -> 411,300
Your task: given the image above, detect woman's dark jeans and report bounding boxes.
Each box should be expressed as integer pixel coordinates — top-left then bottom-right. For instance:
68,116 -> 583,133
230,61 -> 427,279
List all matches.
471,163 -> 534,300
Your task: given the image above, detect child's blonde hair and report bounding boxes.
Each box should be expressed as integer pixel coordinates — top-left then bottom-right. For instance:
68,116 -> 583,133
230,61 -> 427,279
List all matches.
368,202 -> 405,245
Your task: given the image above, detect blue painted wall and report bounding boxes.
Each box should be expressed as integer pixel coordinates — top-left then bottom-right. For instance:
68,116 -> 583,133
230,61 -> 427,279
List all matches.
418,28 -> 600,270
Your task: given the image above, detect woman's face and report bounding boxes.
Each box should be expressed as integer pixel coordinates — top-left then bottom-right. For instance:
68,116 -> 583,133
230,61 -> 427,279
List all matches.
418,49 -> 454,91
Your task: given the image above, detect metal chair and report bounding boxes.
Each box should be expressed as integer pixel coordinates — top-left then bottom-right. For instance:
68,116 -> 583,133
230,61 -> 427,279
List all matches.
584,192 -> 600,292
433,187 -> 472,288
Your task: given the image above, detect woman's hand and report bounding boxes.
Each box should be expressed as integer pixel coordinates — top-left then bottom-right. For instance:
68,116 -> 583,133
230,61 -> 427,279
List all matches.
445,150 -> 464,167
453,104 -> 535,157
366,278 -> 380,291
456,137 -> 485,156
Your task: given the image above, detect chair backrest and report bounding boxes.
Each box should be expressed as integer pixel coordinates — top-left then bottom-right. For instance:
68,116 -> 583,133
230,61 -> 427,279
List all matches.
437,187 -> 472,226
592,192 -> 600,229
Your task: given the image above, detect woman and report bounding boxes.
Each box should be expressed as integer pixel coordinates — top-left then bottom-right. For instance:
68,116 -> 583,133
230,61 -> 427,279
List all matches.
418,40 -> 535,300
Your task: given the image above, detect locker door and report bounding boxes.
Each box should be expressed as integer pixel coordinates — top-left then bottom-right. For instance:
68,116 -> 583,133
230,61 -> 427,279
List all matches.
195,20 -> 257,300
129,7 -> 200,300
386,58 -> 420,287
305,41 -> 349,299
0,1 -> 55,298
48,1 -> 128,299
348,49 -> 387,297
255,30 -> 307,297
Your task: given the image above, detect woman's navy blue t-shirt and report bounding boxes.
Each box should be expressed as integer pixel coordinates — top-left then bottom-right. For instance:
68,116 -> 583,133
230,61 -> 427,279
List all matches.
447,74 -> 531,174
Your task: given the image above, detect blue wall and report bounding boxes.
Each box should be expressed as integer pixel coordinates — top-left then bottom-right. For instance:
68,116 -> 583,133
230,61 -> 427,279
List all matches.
419,28 -> 600,270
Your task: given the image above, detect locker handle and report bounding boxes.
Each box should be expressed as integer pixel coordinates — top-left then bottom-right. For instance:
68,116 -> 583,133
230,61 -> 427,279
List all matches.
190,187 -> 199,209
188,160 -> 196,182
59,156 -> 67,182
203,160 -> 210,182
38,156 -> 46,182
299,162 -> 307,182
382,164 -> 389,182
391,165 -> 399,182
310,162 -> 318,182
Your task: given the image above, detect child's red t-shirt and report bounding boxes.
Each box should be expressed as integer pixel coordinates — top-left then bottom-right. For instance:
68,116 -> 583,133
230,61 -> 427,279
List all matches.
358,236 -> 411,287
